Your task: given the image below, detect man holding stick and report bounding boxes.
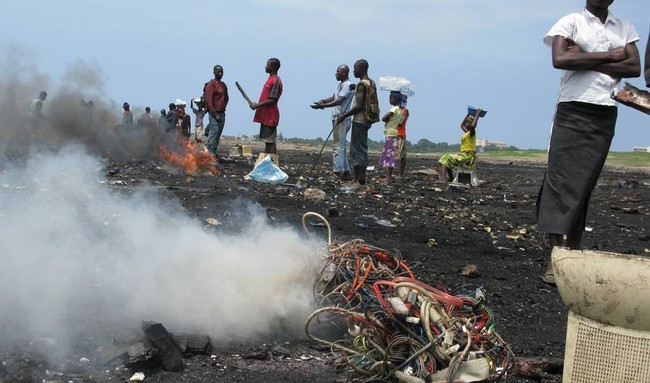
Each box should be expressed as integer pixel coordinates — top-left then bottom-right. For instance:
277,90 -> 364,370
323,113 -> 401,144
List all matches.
311,64 -> 354,181
248,58 -> 283,156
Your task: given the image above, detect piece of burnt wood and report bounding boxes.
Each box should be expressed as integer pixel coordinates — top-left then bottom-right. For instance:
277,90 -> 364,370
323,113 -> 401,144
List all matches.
514,356 -> 563,380
141,322 -> 184,371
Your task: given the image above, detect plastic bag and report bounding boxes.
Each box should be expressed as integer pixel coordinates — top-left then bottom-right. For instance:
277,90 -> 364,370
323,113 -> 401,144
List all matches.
379,76 -> 415,96
244,155 -> 288,184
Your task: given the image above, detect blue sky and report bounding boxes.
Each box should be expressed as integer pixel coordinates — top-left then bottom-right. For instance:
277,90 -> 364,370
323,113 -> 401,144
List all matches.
2,0 -> 648,151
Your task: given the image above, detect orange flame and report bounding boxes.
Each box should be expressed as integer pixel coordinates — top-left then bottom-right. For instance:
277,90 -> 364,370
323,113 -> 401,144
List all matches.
157,139 -> 219,175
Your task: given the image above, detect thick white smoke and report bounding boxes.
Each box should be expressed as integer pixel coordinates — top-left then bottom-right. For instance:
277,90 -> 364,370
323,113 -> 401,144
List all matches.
0,146 -> 321,350
0,47 -> 323,354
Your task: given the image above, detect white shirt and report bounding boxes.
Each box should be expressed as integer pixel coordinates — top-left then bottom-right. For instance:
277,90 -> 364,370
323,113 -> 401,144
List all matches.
332,79 -> 354,119
544,8 -> 639,106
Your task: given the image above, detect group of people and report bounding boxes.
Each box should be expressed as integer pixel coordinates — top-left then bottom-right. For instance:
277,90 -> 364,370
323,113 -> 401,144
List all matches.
26,0 -> 650,289
310,59 -> 488,189
311,59 -> 409,190
187,58 -> 283,164
310,0 -> 650,288
120,101 -> 189,135
312,62 -> 412,187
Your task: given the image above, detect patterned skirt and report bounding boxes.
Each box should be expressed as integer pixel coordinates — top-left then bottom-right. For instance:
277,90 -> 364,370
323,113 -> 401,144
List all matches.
377,136 -> 398,168
438,151 -> 476,170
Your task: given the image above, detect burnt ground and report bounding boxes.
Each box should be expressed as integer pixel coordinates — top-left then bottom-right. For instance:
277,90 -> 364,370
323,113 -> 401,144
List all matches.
1,142 -> 648,383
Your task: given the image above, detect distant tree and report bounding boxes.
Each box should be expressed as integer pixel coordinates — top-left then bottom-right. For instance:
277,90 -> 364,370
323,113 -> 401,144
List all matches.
484,145 -> 520,151
281,136 -> 487,154
412,139 -> 458,152
413,138 -> 434,152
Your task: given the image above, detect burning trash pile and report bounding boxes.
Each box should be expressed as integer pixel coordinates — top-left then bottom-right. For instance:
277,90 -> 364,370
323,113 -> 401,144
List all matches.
304,214 -> 515,383
157,138 -> 219,175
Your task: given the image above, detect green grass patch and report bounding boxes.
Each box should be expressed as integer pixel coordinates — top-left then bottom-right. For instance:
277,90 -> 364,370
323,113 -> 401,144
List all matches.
605,151 -> 650,167
479,150 -> 547,159
479,149 -> 649,167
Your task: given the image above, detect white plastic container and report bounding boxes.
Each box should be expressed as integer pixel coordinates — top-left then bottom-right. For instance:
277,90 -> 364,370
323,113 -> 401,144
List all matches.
552,247 -> 650,382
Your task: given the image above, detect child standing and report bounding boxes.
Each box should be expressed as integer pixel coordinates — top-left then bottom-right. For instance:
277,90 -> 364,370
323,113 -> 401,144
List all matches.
377,91 -> 402,182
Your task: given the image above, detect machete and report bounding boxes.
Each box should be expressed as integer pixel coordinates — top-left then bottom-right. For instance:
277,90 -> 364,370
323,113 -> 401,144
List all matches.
235,81 -> 253,105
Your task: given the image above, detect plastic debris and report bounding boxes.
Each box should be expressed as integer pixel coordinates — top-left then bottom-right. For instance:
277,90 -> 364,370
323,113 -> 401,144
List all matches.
129,372 -> 145,382
244,156 -> 288,184
376,219 -> 397,228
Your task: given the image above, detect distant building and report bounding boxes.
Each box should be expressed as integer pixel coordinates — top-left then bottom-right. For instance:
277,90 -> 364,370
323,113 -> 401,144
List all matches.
476,139 -> 508,151
632,146 -> 650,153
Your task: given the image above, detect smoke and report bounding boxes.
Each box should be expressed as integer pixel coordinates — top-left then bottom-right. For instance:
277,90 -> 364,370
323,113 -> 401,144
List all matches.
0,146 -> 322,354
0,45 -> 164,161
0,45 -> 323,359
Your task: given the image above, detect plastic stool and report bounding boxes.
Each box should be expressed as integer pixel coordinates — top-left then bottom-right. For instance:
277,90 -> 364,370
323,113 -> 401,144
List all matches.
452,166 -> 479,186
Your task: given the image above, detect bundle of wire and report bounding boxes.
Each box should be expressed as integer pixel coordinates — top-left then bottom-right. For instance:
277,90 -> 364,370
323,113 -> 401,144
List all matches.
302,212 -> 515,383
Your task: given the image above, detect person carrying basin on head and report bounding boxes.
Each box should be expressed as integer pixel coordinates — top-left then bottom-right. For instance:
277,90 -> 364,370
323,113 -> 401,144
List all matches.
190,97 -> 207,142
437,107 -> 484,183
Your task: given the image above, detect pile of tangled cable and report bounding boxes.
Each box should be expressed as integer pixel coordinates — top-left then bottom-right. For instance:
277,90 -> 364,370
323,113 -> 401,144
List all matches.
303,213 -> 515,383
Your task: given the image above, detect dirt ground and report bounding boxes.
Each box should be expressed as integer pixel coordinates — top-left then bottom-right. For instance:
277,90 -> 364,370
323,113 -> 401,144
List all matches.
1,141 -> 648,383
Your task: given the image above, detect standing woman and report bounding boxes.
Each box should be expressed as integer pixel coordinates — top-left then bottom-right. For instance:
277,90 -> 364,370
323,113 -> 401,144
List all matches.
537,0 -> 640,285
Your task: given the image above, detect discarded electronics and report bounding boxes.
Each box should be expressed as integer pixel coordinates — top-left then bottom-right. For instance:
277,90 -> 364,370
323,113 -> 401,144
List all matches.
552,247 -> 650,382
303,212 -> 515,383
